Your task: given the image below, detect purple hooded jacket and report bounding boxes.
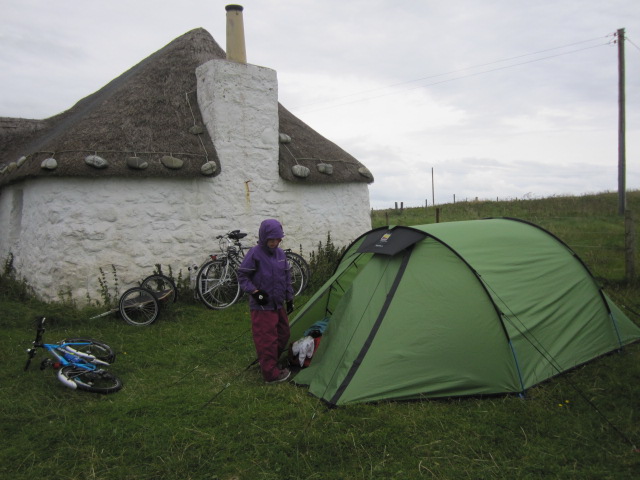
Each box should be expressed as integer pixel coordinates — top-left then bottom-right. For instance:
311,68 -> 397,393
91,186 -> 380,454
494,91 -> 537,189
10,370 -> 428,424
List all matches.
237,219 -> 294,310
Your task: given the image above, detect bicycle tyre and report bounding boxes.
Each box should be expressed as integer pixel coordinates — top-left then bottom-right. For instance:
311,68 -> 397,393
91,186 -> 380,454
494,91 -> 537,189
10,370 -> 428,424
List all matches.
58,366 -> 123,394
196,259 -> 242,310
287,256 -> 305,297
60,338 -> 116,364
285,252 -> 310,294
119,287 -> 160,326
141,274 -> 178,304
288,252 -> 311,279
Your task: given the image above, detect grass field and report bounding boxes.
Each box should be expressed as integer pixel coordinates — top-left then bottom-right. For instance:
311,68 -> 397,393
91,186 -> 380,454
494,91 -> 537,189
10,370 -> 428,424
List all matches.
1,191 -> 639,479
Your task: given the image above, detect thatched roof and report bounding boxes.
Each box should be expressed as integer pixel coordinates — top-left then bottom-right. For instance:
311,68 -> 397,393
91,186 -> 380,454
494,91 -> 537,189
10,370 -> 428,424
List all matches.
278,104 -> 373,183
0,28 -> 373,188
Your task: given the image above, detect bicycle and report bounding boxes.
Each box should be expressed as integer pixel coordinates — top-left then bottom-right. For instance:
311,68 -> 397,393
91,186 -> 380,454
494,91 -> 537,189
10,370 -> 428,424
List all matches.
283,249 -> 311,293
24,317 -> 123,394
195,230 -> 310,310
89,274 -> 178,326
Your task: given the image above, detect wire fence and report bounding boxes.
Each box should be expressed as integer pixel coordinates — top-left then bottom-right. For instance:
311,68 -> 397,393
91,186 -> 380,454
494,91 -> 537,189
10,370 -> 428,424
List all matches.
372,199 -> 638,284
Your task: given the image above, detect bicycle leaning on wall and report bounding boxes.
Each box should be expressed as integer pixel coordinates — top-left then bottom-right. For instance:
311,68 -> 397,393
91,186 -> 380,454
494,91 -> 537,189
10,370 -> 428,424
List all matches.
195,230 -> 310,310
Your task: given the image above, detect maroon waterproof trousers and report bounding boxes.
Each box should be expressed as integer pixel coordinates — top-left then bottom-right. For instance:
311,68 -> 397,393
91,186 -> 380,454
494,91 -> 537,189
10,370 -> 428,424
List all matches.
250,307 -> 290,382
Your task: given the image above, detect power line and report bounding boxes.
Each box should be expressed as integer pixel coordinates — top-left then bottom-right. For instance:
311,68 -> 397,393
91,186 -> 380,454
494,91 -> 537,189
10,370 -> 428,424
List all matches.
298,35 -> 611,108
292,35 -> 613,114
626,35 -> 640,52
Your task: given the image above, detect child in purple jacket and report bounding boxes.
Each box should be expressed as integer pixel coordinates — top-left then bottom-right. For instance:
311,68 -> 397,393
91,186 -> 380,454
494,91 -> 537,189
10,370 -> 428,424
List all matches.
237,219 -> 294,384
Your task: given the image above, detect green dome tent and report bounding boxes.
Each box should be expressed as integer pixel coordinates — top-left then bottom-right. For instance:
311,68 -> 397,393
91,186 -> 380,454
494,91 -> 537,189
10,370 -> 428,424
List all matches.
290,218 -> 640,406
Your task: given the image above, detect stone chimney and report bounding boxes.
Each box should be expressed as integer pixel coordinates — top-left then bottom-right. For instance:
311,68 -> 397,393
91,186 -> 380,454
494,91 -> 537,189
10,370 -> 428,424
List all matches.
225,4 -> 247,63
197,3 -> 278,202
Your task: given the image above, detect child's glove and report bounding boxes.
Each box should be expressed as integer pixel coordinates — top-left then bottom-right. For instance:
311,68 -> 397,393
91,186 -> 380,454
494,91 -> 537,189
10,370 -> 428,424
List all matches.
252,290 -> 269,305
286,300 -> 294,314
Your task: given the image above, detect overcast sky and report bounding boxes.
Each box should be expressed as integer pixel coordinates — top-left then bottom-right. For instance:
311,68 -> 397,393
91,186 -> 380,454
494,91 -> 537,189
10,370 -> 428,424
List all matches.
2,0 -> 639,208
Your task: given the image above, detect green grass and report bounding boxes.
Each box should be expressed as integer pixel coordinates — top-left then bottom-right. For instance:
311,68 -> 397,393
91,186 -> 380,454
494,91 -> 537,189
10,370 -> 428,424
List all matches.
1,191 -> 640,479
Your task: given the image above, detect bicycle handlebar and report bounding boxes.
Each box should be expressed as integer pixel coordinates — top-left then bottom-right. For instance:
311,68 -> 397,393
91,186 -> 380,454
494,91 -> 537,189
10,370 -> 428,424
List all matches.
24,349 -> 37,371
216,230 -> 247,240
24,317 -> 47,371
32,316 -> 46,344
215,230 -> 249,251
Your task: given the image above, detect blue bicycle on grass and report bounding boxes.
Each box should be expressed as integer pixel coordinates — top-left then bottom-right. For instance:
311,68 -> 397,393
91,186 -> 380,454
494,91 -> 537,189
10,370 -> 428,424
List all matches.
24,317 -> 123,394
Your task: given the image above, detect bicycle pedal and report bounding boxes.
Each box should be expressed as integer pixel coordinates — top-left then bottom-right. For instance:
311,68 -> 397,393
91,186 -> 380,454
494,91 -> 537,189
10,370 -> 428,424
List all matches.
39,358 -> 53,370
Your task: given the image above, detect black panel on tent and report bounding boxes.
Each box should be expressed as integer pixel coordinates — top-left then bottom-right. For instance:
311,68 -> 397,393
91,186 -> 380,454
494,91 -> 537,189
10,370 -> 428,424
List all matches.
356,226 -> 428,256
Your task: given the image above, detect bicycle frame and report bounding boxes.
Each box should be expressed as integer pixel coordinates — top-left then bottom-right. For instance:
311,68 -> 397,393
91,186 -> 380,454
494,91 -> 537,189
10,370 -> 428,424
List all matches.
196,253 -> 242,309
43,342 -> 109,369
24,317 -> 122,393
45,343 -> 108,388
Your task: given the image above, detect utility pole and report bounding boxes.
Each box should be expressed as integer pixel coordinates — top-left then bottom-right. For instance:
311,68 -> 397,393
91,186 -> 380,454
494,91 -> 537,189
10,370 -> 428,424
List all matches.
617,27 -> 626,215
616,28 -> 635,281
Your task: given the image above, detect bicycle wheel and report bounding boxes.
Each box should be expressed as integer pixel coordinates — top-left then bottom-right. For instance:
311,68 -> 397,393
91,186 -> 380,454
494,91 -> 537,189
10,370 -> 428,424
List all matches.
60,338 -> 116,364
58,366 -> 123,394
196,259 -> 242,310
286,252 -> 310,294
141,274 -> 178,304
119,287 -> 160,326
288,256 -> 305,297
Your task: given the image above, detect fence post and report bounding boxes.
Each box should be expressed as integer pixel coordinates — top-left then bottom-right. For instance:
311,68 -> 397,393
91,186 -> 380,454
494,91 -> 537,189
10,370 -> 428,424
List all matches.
625,209 -> 636,281
436,208 -> 440,223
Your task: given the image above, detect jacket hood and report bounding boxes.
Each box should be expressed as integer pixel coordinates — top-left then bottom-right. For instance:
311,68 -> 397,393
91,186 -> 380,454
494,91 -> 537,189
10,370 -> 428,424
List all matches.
258,219 -> 285,246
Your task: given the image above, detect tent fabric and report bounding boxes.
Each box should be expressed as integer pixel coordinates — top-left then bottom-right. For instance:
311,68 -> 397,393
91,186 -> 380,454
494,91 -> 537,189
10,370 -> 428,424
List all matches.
356,226 -> 428,256
290,218 -> 640,406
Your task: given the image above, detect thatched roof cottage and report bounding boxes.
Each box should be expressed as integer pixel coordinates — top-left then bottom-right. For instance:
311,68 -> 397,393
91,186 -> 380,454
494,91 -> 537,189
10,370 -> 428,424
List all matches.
0,10 -> 372,303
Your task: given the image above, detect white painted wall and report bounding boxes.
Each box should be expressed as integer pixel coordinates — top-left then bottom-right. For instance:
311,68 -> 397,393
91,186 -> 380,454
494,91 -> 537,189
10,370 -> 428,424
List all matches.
0,59 -> 371,303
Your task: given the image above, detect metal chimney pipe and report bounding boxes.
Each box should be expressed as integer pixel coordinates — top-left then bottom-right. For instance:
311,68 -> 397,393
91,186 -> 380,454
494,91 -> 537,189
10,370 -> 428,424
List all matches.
225,4 -> 247,63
